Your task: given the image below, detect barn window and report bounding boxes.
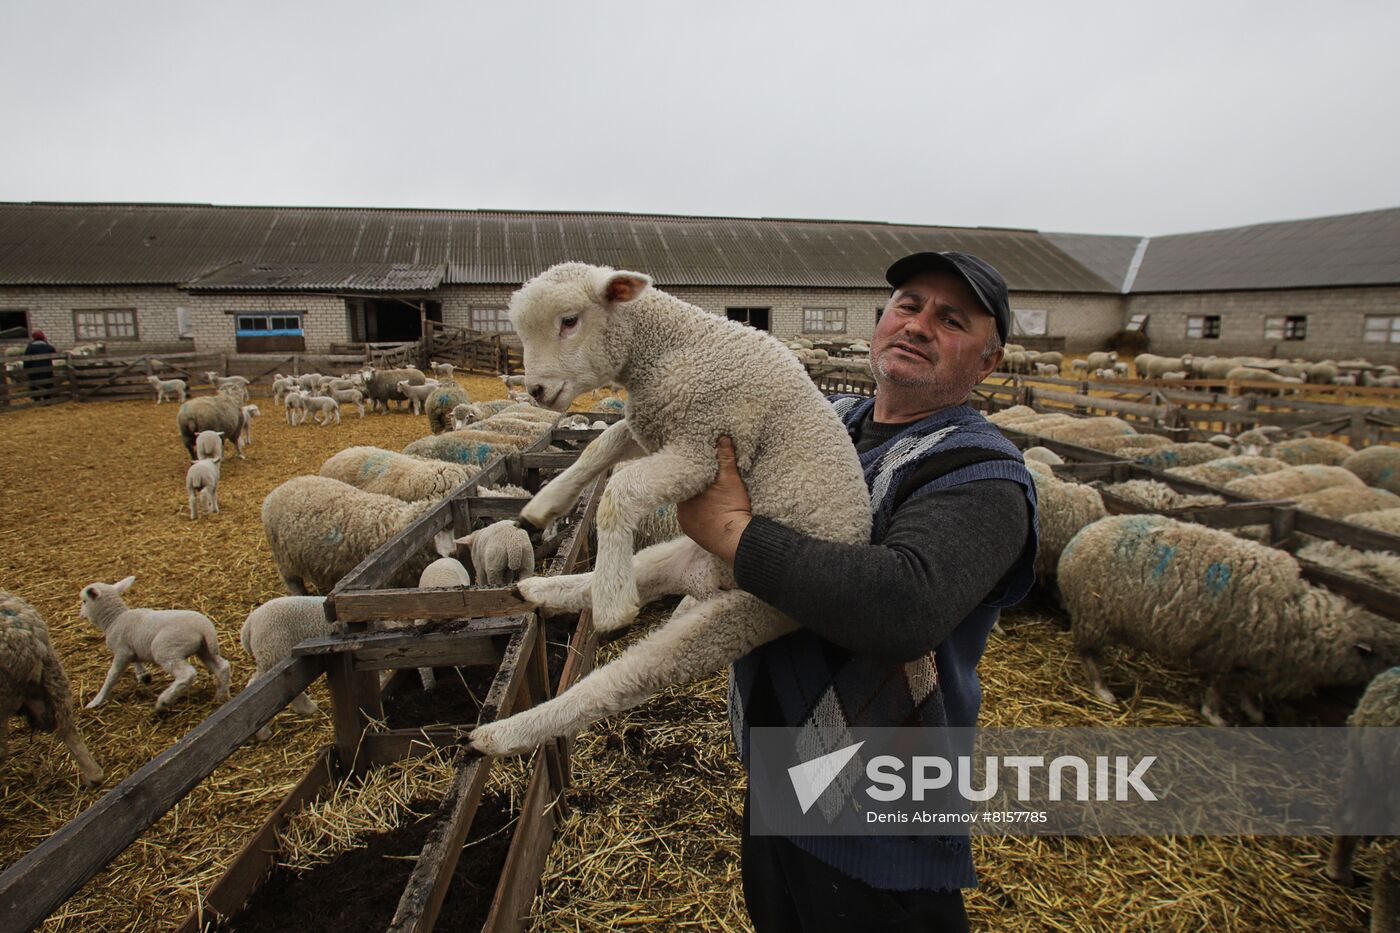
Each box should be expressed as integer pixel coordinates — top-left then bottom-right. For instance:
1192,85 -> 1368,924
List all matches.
73,309 -> 138,340
803,308 -> 846,334
1363,315 -> 1400,344
1186,315 -> 1220,339
234,313 -> 304,352
470,307 -> 514,333
726,307 -> 770,331
1265,315 -> 1307,340
0,308 -> 29,338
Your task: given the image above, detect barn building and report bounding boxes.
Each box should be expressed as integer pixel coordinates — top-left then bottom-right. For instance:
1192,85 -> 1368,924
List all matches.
0,201 -> 1396,364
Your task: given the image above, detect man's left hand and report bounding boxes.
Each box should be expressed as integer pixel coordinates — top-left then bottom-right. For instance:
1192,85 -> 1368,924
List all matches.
677,436 -> 752,568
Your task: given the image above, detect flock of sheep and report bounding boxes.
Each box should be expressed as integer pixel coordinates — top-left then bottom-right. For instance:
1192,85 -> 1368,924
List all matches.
999,346 -> 1400,387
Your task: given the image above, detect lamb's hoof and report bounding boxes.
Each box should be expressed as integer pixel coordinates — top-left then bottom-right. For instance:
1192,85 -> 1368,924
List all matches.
1325,867 -> 1356,887
592,601 -> 639,633
469,722 -> 531,758
84,698 -> 104,710
510,583 -> 538,607
80,774 -> 105,790
136,672 -> 152,684
1092,686 -> 1118,705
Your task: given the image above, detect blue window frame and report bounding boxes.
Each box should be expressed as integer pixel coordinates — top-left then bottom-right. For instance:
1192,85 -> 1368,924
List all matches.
235,313 -> 303,337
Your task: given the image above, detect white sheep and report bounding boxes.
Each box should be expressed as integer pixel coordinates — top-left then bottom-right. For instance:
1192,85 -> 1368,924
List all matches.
1,591 -> 103,787
424,383 -> 472,434
1166,455 -> 1289,487
80,576 -> 231,712
194,429 -> 225,463
237,404 -> 260,456
1295,540 -> 1400,592
402,429 -> 533,466
1351,508 -> 1400,536
185,458 -> 220,519
239,595 -> 332,741
499,373 -> 527,391
319,446 -> 479,501
147,376 -> 187,404
272,375 -> 297,405
450,403 -> 477,432
457,521 -> 534,586
1059,514 -> 1400,725
1022,446 -> 1064,466
295,373 -> 323,393
1226,465 -> 1364,500
260,476 -> 456,594
1100,479 -> 1224,511
328,387 -> 366,418
431,362 -> 456,380
1291,486 -> 1400,520
397,557 -> 475,690
397,379 -> 440,416
302,394 -> 341,427
1268,438 -> 1355,467
284,390 -> 310,426
1034,362 -> 1060,376
1343,446 -> 1400,495
467,262 -> 871,757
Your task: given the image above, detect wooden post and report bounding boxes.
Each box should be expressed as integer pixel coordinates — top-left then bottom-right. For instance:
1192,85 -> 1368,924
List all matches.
1269,506 -> 1297,547
1348,411 -> 1368,449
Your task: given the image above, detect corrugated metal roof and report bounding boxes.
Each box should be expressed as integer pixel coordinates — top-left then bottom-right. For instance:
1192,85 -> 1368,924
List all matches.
1130,207 -> 1400,292
185,261 -> 445,291
0,203 -> 1115,294
1043,232 -> 1145,292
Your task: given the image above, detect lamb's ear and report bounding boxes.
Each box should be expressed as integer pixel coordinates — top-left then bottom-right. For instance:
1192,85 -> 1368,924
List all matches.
454,533 -> 476,546
593,268 -> 652,305
114,575 -> 136,594
432,529 -> 456,558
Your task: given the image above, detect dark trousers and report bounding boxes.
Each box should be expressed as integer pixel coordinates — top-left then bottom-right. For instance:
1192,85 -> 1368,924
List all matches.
742,796 -> 971,933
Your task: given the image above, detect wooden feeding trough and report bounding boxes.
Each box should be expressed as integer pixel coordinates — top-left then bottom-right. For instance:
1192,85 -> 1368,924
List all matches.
0,414 -> 624,933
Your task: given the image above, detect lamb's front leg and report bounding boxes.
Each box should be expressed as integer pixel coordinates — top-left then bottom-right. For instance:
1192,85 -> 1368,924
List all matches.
590,448 -> 717,632
471,591 -> 794,756
520,419 -> 643,529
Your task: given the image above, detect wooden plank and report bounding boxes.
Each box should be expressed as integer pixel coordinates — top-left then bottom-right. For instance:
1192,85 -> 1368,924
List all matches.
328,586 -> 533,625
361,728 -> 472,767
294,615 -> 527,655
1294,512 -> 1400,553
329,499 -> 455,595
1031,388 -> 1168,420
466,497 -> 533,521
481,756 -> 557,933
174,746 -> 340,932
1296,560 -> 1400,624
0,655 -> 321,933
351,633 -> 506,672
521,452 -> 583,470
387,617 -> 537,933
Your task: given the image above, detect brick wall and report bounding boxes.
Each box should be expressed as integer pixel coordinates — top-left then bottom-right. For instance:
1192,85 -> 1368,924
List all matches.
184,294 -> 350,353
1009,291 -> 1124,352
1125,286 -> 1400,363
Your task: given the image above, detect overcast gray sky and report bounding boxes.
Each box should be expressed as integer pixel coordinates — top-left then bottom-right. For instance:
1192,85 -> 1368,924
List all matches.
2,0 -> 1397,236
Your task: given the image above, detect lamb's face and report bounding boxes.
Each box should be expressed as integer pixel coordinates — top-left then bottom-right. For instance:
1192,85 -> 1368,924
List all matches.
509,263 -> 649,412
79,576 -> 134,622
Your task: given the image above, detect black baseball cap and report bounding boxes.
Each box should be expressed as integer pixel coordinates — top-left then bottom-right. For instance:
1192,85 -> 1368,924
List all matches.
885,251 -> 1011,344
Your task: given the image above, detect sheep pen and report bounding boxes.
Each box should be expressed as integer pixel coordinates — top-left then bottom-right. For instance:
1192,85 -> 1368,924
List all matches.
0,388 -> 1387,932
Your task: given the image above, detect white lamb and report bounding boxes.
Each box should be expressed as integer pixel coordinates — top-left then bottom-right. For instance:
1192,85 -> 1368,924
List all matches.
397,379 -> 440,416
1,591 -> 104,787
80,576 -> 231,712
302,394 -> 341,427
329,387 -> 366,418
185,458 -> 220,519
272,375 -> 297,405
194,429 -> 225,463
147,376 -> 187,404
457,521 -> 535,586
450,403 -> 478,431
285,390 -> 310,426
240,595 -> 333,741
467,263 -> 870,757
395,557 -> 475,690
237,404 -> 260,456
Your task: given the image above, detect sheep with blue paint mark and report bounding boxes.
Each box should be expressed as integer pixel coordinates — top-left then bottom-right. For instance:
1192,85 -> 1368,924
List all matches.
1265,437 -> 1355,467
1167,455 -> 1289,487
1344,446 -> 1400,495
401,428 -> 533,466
320,446 -> 479,501
1059,514 -> 1400,725
1225,464 -> 1364,500
425,382 -> 473,434
260,475 -> 457,594
1291,485 -> 1400,520
1132,442 -> 1229,471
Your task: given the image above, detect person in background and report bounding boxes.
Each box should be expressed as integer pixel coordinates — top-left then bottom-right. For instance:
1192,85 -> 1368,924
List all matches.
679,252 -> 1039,933
22,328 -> 57,400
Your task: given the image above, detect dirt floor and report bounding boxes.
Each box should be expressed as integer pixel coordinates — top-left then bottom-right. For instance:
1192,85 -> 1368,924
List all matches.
0,382 -> 1386,932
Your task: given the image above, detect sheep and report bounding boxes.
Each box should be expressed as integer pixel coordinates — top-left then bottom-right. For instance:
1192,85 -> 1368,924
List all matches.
478,483 -> 531,498
591,420 -> 609,430
302,394 -> 341,427
239,595 -> 333,741
397,379 -> 441,416
1160,371 -> 1188,381
260,476 -> 457,594
320,387 -> 362,418
401,429 -> 533,465
1351,509 -> 1400,536
1132,443 -> 1230,470
1333,373 -> 1358,386
1022,446 -> 1064,466
500,373 -> 527,391
194,429 -> 225,463
186,459 -> 220,519
456,521 -> 535,587
988,405 -> 1037,425
1059,514 -> 1400,725
237,404 -> 260,456
272,375 -> 297,405
1144,356 -> 1186,380
1307,362 -> 1340,384
1040,416 -> 1136,444
79,576 -> 231,712
450,403 -> 477,432
394,558 -> 476,691
284,390 -> 310,426
1268,438 -> 1355,467
1226,465 -> 1364,500
1291,486 -> 1400,520
317,376 -> 357,394
508,389 -> 535,405
472,416 -> 551,439
1085,351 -> 1116,370
1326,668 -> 1400,933
1112,361 -> 1129,376
431,362 -> 456,381
1086,434 -> 1171,453
1100,479 -> 1225,511
1069,359 -> 1089,375
1167,455 -> 1289,486
295,373 -> 323,392
320,446 -> 480,501
147,376 -> 187,404
177,393 -> 242,460
0,591 -> 103,787
1027,470 -> 1106,579
425,383 -> 473,434
1034,362 -> 1060,376
1295,540 -> 1400,592
465,262 -> 872,758
362,366 -> 426,413
1344,446 -> 1400,495
1226,366 -> 1282,382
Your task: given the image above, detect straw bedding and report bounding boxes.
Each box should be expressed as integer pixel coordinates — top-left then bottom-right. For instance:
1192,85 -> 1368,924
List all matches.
0,380 -> 1382,931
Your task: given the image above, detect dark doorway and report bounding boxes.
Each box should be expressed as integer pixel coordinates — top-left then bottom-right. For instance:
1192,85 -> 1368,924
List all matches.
357,299 -> 442,342
726,307 -> 770,331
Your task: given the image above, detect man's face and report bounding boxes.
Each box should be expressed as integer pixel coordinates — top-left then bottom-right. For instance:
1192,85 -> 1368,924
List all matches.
871,269 -> 1003,402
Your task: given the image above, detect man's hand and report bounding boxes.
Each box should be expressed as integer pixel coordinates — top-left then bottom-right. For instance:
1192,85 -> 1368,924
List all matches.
677,436 -> 752,568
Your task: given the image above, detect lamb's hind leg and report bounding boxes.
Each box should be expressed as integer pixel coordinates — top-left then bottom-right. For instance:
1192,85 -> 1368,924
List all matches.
517,536 -> 719,631
471,591 -> 794,757
155,658 -> 200,712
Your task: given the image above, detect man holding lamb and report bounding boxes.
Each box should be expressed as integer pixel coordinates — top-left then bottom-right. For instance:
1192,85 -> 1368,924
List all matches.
679,251 -> 1039,932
